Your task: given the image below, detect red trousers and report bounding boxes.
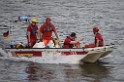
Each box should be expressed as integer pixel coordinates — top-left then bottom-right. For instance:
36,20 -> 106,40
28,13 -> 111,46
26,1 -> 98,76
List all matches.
28,39 -> 37,48
84,44 -> 95,48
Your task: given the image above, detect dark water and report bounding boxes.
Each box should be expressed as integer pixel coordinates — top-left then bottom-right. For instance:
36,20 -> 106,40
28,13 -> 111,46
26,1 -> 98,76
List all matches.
0,0 -> 124,82
0,60 -> 116,82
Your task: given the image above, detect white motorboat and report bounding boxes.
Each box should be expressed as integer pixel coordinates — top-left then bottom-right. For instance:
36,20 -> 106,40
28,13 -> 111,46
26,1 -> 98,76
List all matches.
0,16 -> 114,64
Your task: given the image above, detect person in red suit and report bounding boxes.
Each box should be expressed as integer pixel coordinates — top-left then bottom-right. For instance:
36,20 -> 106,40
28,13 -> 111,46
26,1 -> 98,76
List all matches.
63,32 -> 83,48
85,26 -> 104,48
93,26 -> 104,47
39,17 -> 59,47
27,18 -> 39,48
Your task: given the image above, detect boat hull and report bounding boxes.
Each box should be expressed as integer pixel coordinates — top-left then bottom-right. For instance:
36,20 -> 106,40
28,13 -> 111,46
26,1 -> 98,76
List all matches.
0,46 -> 113,64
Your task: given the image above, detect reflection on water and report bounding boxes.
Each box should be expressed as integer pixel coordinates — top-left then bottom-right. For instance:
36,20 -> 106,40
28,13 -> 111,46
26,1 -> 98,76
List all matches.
79,62 -> 109,82
25,63 -> 55,82
25,62 -> 110,82
25,63 -> 38,80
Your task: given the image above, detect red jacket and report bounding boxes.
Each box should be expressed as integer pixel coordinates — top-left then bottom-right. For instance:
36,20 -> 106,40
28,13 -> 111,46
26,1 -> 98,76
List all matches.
27,24 -> 38,39
95,33 -> 104,46
27,24 -> 38,48
40,23 -> 56,40
63,37 -> 74,48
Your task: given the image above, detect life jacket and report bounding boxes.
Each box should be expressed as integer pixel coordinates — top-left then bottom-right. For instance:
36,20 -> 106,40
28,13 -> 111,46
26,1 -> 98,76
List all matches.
95,33 -> 103,46
30,25 -> 37,34
26,24 -> 38,40
63,36 -> 74,48
43,24 -> 53,32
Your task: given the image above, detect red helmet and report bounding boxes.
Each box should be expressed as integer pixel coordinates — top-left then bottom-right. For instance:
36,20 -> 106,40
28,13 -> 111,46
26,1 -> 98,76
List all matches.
46,17 -> 51,21
93,26 -> 99,33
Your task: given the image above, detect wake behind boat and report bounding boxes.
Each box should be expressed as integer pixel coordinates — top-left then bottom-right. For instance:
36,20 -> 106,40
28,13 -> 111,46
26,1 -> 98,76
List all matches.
0,45 -> 113,64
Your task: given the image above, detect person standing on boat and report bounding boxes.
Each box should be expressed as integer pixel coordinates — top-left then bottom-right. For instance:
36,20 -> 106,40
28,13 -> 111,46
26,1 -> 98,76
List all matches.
63,32 -> 83,48
39,17 -> 59,47
93,26 -> 104,47
27,18 -> 39,48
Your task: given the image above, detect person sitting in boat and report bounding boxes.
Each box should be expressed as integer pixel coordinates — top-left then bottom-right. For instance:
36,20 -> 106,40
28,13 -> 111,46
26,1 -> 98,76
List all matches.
85,26 -> 104,48
63,32 -> 83,48
93,26 -> 104,47
27,18 -> 39,48
39,17 -> 60,48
